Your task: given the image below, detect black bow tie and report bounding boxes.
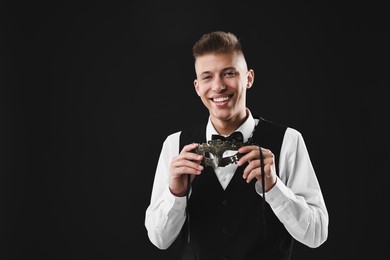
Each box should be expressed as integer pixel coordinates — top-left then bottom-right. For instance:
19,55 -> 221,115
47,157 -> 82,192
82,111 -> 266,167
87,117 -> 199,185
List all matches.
211,131 -> 244,143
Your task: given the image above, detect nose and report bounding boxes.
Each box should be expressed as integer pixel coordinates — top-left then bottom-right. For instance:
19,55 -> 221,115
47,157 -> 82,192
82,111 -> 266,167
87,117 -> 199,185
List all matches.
211,76 -> 226,93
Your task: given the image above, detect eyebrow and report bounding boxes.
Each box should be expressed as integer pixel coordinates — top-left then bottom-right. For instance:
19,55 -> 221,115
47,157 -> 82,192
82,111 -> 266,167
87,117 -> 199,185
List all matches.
200,67 -> 237,77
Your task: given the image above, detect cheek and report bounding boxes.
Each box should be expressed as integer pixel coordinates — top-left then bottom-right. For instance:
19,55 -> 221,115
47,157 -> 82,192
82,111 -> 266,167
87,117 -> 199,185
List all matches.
237,86 -> 247,98
197,85 -> 210,97
200,95 -> 210,106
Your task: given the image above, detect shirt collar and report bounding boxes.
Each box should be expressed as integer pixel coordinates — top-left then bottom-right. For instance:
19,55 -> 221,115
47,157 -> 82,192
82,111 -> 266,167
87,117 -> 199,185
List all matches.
206,108 -> 256,143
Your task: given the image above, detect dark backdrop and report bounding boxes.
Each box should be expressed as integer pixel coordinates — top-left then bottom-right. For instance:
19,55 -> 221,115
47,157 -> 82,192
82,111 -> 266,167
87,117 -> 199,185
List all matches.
1,1 -> 389,259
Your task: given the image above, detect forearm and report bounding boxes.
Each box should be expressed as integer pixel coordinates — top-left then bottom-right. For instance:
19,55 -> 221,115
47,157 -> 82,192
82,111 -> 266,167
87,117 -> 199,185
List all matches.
257,180 -> 328,248
145,186 -> 187,249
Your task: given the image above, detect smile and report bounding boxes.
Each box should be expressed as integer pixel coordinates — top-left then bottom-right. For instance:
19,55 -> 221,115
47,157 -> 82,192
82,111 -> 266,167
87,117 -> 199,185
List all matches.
211,96 -> 232,103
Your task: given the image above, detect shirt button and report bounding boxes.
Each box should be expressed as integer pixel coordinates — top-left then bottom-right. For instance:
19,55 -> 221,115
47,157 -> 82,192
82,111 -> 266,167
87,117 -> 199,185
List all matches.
222,200 -> 228,206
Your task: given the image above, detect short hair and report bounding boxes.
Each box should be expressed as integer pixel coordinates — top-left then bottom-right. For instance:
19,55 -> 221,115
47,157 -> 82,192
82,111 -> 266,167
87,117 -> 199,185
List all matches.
192,31 -> 244,59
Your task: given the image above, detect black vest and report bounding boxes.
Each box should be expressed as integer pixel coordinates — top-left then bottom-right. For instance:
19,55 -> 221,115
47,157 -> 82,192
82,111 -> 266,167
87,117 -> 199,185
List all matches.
176,117 -> 293,260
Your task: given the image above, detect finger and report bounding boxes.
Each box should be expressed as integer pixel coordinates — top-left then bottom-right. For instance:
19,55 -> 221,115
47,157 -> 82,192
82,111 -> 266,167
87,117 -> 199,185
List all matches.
180,143 -> 199,154
238,150 -> 274,168
245,163 -> 273,184
238,145 -> 259,154
242,159 -> 260,180
262,157 -> 274,166
241,156 -> 274,172
239,147 -> 275,164
244,166 -> 260,183
171,160 -> 203,174
237,149 -> 260,166
171,159 -> 204,172
175,149 -> 204,162
183,152 -> 204,162
172,166 -> 203,176
239,146 -> 272,157
243,158 -> 273,180
259,148 -> 273,159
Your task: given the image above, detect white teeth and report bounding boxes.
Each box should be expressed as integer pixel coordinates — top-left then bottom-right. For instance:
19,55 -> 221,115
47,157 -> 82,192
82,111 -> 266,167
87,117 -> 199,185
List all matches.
213,97 -> 229,102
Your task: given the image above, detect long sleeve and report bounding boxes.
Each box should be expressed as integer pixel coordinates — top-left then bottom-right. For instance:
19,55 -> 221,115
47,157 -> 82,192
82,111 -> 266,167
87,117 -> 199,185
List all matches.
146,124 -> 329,250
256,128 -> 329,248
144,132 -> 187,249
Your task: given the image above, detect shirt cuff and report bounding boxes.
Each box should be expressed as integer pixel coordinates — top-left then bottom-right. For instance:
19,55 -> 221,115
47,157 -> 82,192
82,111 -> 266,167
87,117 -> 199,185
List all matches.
255,177 -> 293,207
165,186 -> 188,211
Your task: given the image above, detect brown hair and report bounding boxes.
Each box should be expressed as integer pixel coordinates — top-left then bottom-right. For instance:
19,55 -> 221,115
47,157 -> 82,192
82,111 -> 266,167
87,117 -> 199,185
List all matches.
192,31 -> 244,59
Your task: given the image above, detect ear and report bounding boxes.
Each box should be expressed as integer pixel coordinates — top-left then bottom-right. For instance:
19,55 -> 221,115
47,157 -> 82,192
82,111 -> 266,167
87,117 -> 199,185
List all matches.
194,79 -> 201,96
246,69 -> 255,89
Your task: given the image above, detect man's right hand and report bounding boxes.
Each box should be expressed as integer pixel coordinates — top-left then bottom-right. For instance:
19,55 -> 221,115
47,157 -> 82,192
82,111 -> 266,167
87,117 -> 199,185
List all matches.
169,143 -> 204,197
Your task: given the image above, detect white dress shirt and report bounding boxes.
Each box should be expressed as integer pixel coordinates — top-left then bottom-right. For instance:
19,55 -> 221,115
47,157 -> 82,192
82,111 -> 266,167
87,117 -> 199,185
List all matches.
145,110 -> 329,250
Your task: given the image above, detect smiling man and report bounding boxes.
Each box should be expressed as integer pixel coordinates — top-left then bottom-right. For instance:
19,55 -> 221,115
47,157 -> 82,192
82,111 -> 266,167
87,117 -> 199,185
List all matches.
145,31 -> 328,260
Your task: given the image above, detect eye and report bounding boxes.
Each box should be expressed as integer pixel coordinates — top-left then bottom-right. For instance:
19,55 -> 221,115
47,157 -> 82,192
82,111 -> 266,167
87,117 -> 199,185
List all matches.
223,70 -> 237,78
200,73 -> 213,81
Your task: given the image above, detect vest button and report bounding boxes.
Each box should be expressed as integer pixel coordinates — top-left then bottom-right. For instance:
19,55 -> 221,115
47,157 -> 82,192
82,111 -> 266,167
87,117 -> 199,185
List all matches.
222,227 -> 229,234
222,200 -> 228,206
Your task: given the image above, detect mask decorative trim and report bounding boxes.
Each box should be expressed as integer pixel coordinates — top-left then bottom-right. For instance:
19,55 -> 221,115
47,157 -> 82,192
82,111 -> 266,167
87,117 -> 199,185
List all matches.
194,138 -> 257,167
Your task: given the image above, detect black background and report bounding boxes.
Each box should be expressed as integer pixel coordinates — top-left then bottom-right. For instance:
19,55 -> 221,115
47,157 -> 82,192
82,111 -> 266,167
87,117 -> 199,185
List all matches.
1,1 -> 389,259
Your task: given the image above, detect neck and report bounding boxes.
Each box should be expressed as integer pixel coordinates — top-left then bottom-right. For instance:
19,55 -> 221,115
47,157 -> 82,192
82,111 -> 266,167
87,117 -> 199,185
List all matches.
211,109 -> 248,136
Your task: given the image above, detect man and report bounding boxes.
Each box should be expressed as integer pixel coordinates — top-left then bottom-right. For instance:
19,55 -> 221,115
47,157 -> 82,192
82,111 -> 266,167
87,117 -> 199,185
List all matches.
145,31 -> 328,260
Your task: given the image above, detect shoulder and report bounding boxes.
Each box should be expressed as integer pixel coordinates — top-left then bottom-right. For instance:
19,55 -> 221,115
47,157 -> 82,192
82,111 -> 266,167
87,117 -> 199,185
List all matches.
284,127 -> 302,140
282,127 -> 307,152
255,116 -> 287,137
254,115 -> 304,145
159,131 -> 182,156
164,131 -> 181,145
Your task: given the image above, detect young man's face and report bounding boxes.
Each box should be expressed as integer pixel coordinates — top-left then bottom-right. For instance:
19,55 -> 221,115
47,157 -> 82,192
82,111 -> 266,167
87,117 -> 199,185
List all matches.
194,51 -> 254,123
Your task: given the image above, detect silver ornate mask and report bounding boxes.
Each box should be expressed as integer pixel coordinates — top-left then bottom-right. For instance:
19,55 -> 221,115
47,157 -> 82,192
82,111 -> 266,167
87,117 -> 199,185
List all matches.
194,139 -> 255,167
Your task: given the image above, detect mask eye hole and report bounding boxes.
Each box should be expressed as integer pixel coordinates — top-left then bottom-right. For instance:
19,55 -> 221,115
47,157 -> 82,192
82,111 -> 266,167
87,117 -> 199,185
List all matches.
222,150 -> 239,158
